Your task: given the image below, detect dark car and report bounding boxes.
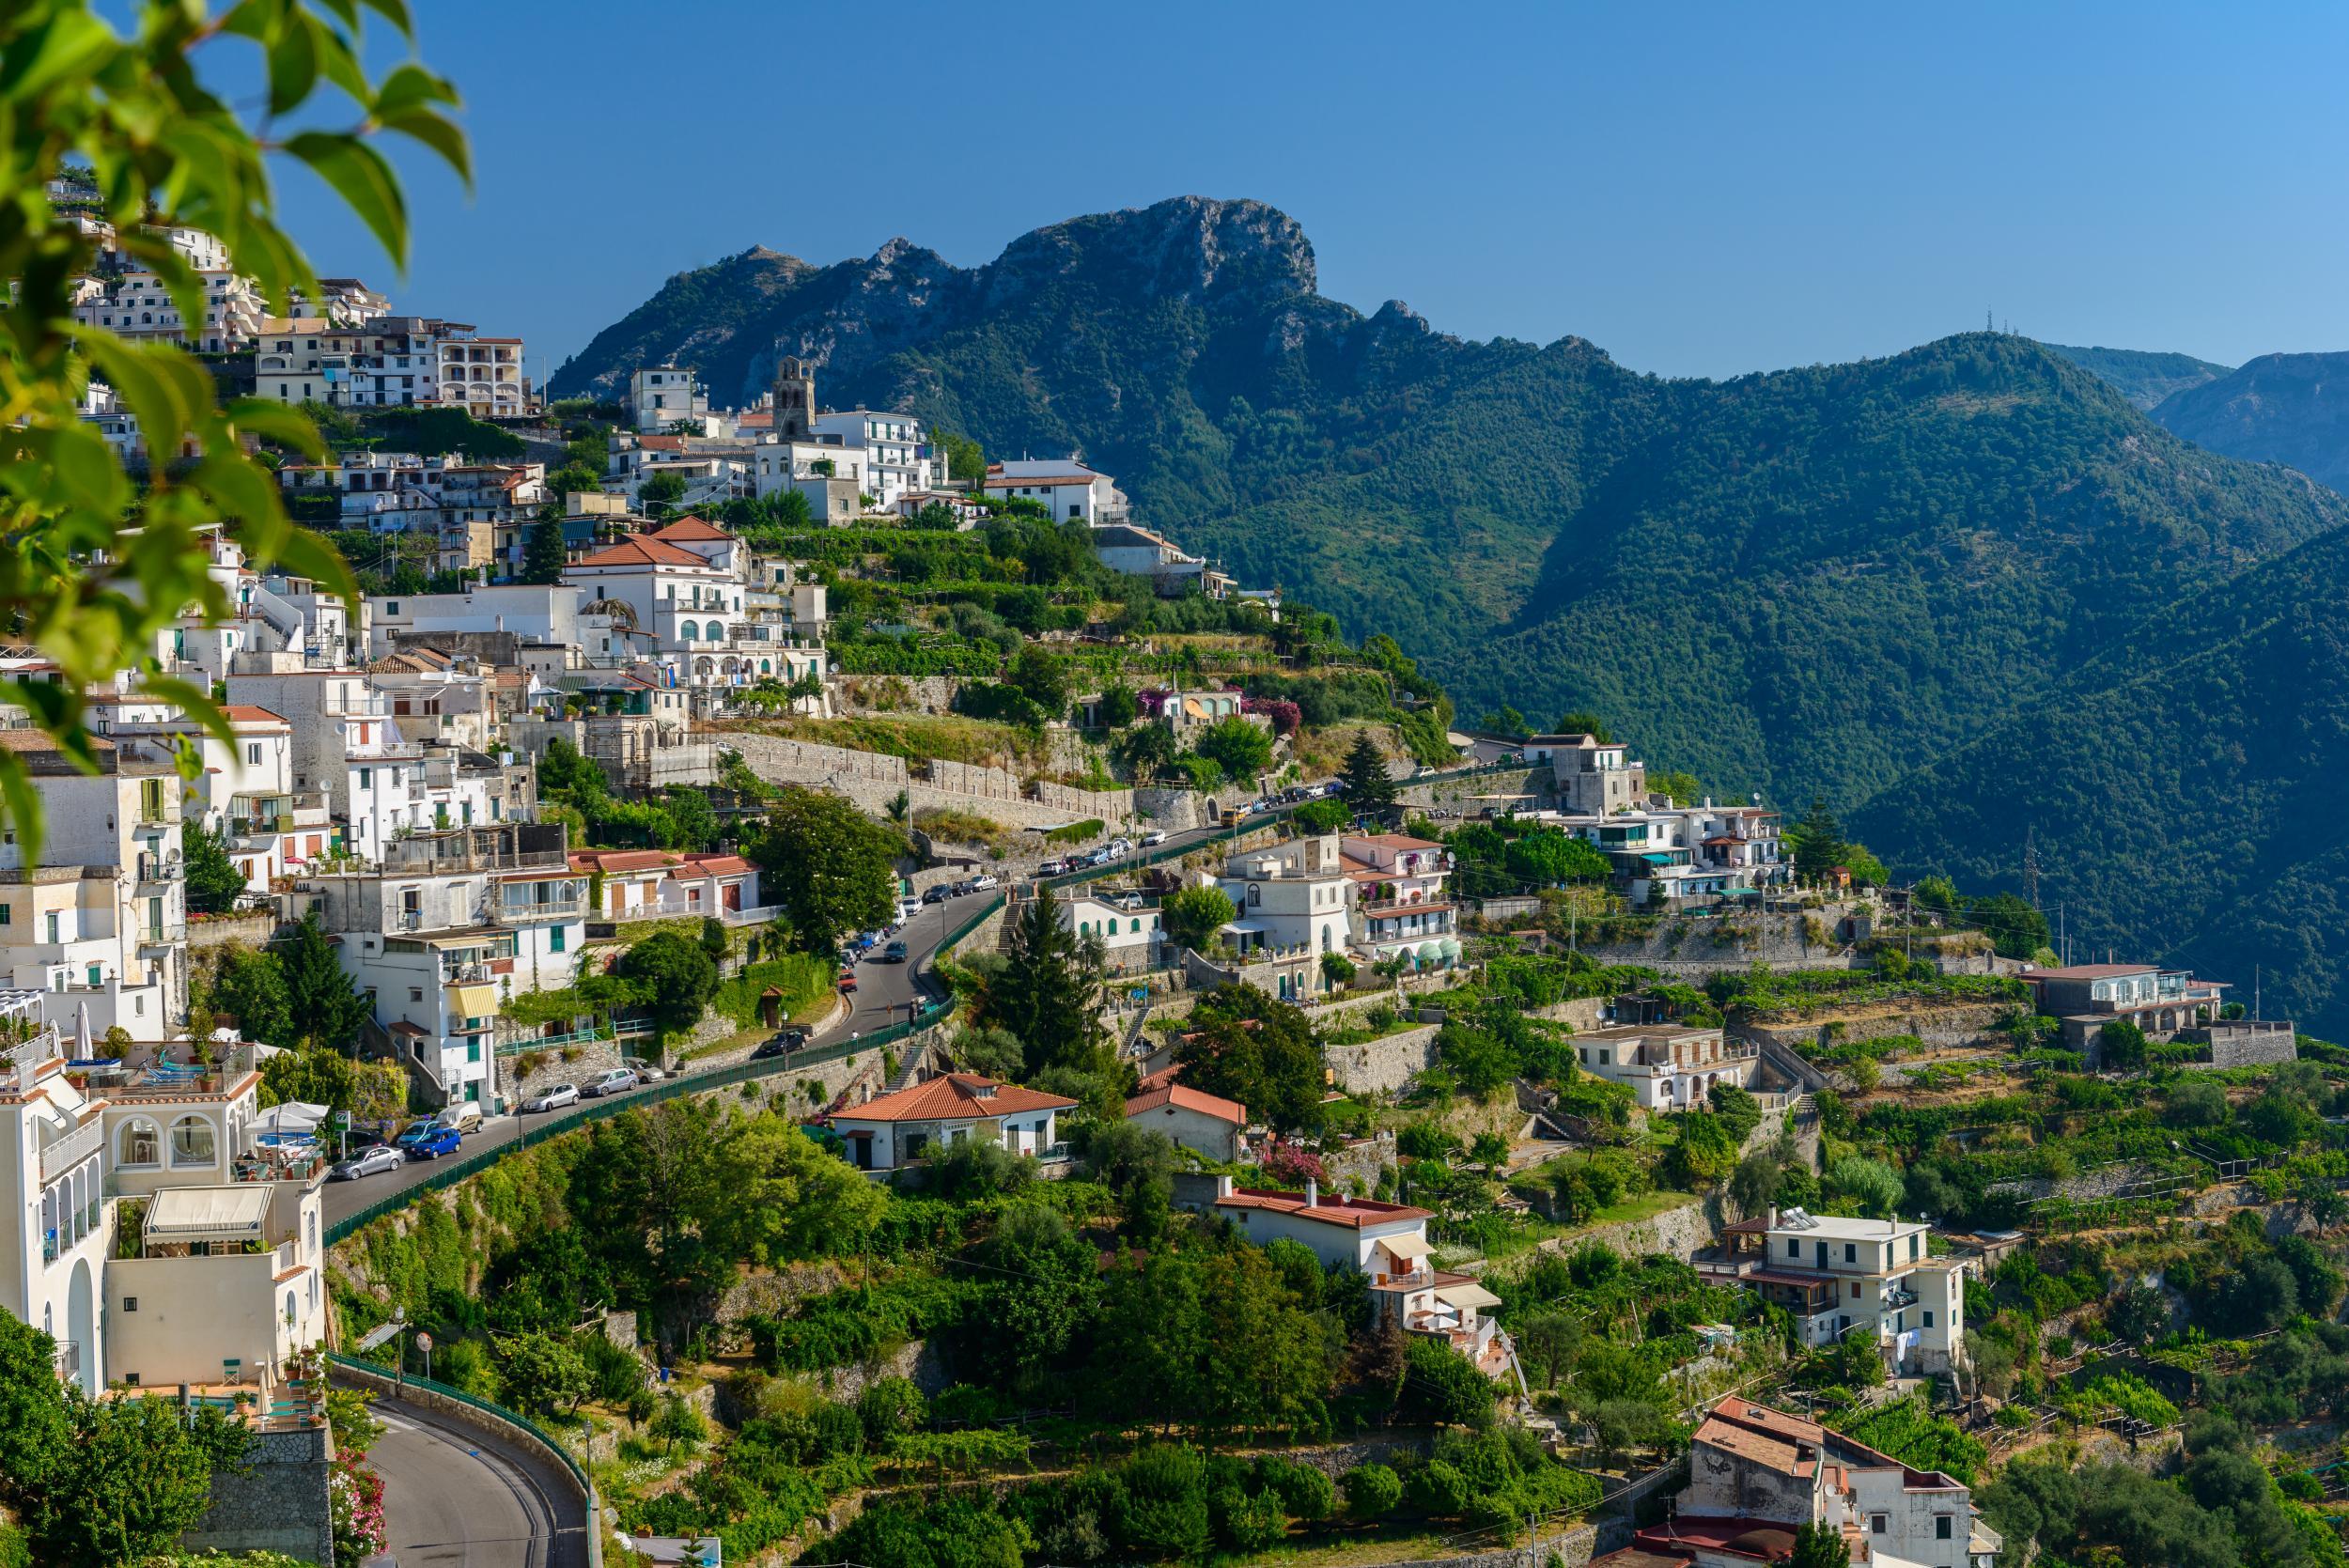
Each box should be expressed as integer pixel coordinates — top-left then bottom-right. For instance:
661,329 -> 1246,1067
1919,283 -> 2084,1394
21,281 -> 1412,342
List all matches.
923,884 -> 952,905
878,939 -> 909,963
404,1126 -> 462,1160
752,1025 -> 809,1061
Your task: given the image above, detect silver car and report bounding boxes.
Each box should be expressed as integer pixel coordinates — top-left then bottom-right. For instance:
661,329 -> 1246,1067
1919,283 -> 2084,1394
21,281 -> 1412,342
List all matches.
330,1144 -> 404,1181
521,1082 -> 580,1113
579,1067 -> 640,1098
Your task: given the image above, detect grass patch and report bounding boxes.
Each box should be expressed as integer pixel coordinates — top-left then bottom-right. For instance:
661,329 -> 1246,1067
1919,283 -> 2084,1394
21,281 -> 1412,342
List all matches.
1043,817 -> 1104,846
751,713 -> 1049,771
713,955 -> 836,1029
913,806 -> 1015,854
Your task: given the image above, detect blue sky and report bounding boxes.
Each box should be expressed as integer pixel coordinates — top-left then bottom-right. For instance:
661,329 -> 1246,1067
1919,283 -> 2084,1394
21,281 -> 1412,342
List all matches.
272,0 -> 2349,384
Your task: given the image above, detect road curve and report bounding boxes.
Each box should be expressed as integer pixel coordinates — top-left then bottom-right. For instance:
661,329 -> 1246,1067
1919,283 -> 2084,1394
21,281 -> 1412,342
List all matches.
362,1389 -> 590,1568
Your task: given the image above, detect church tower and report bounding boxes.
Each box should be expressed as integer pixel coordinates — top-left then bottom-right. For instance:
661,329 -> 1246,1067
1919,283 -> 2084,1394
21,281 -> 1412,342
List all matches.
770,352 -> 816,441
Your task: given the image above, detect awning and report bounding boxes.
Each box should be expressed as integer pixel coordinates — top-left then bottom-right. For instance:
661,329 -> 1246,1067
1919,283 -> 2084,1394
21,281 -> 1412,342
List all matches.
146,1185 -> 272,1243
255,1101 -> 328,1135
1379,1234 -> 1433,1261
1436,1282 -> 1502,1311
1220,920 -> 1268,935
448,983 -> 500,1017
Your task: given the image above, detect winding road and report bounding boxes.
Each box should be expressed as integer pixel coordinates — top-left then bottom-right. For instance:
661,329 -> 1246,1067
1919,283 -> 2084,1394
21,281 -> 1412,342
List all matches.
363,1390 -> 590,1568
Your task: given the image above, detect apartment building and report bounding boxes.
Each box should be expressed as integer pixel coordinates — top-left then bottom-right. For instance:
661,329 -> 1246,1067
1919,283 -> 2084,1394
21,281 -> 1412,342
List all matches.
437,334 -> 526,418
0,1008 -> 110,1394
562,532 -> 770,692
631,365 -> 708,431
812,410 -> 940,506
1531,732 -> 1646,815
1700,1207 -> 1964,1376
983,459 -> 1128,523
74,268 -> 265,354
1213,834 -> 1355,969
306,824 -> 584,1108
1342,833 -> 1457,965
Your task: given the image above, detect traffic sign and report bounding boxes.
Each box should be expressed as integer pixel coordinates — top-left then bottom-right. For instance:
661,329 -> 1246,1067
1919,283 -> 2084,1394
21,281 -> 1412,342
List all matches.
413,1331 -> 433,1355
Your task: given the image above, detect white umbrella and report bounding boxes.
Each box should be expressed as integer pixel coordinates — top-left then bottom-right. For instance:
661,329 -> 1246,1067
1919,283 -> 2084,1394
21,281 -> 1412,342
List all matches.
74,1002 -> 92,1059
255,1101 -> 329,1136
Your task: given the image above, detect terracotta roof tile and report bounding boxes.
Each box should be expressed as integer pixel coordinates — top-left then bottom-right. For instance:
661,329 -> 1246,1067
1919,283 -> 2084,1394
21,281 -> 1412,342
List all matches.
836,1073 -> 1077,1124
1125,1083 -> 1247,1126
570,536 -> 710,569
648,515 -> 734,541
1214,1188 -> 1432,1229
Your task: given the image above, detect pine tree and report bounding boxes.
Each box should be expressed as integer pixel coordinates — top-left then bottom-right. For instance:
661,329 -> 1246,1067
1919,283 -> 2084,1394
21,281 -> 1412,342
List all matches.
521,514 -> 568,584
983,890 -> 1109,1079
180,818 -> 247,914
279,911 -> 370,1052
1340,731 -> 1397,818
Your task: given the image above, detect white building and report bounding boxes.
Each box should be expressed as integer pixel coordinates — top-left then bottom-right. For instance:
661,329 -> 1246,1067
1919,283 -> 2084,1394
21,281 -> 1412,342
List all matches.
630,366 -> 708,432
437,333 -> 527,418
1213,834 -> 1354,976
1059,890 -> 1164,973
983,460 -> 1128,523
1702,1208 -> 1965,1377
1570,1022 -> 1757,1111
1529,732 -> 1645,815
829,1073 -> 1076,1173
812,410 -> 941,507
1342,833 -> 1457,966
0,1009 -> 110,1394
1122,1081 -> 1247,1161
74,267 -> 265,354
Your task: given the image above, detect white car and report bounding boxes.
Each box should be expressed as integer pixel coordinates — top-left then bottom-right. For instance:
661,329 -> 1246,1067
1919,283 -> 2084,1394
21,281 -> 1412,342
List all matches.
622,1058 -> 668,1082
521,1083 -> 580,1113
970,873 -> 1000,891
1141,831 -> 1167,847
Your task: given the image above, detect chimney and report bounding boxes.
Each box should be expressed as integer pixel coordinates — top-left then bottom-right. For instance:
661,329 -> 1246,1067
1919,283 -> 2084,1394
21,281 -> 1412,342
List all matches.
1304,1177 -> 1319,1207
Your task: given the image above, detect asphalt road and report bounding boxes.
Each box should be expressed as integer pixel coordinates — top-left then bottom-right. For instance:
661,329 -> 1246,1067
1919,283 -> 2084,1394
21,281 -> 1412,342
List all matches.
363,1389 -> 590,1568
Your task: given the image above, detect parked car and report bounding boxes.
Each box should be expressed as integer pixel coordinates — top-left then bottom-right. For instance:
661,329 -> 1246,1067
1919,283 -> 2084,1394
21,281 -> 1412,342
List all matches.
897,898 -> 923,924
837,968 -> 859,994
1035,859 -> 1066,877
879,939 -> 909,964
1141,831 -> 1167,847
922,884 -> 952,906
392,1118 -> 443,1155
623,1058 -> 668,1082
521,1082 -> 580,1114
329,1144 -> 404,1181
970,873 -> 1000,892
432,1101 -> 483,1136
404,1126 -> 462,1160
579,1068 -> 639,1098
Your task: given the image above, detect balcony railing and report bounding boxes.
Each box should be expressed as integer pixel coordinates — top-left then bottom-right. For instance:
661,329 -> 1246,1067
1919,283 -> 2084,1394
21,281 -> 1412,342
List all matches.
39,1116 -> 102,1182
52,1342 -> 79,1380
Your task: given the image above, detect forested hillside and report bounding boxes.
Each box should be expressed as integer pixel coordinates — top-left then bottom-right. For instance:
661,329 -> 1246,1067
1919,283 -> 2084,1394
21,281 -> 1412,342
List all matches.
1852,519 -> 2349,1036
2153,350 -> 2349,491
2045,342 -> 2231,409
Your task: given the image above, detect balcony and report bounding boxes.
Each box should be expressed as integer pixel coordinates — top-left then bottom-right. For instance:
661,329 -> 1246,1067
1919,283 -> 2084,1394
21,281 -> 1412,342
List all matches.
493,894 -> 586,924
51,1342 -> 79,1381
39,1116 -> 102,1182
138,924 -> 187,950
134,853 -> 181,886
1884,1285 -> 1920,1312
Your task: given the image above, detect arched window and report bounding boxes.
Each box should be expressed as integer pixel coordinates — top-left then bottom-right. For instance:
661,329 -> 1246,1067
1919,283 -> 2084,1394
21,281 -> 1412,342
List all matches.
285,1290 -> 298,1326
1130,918 -> 1143,934
680,620 -> 699,642
119,1117 -> 160,1167
1247,885 -> 1261,907
168,1113 -> 216,1168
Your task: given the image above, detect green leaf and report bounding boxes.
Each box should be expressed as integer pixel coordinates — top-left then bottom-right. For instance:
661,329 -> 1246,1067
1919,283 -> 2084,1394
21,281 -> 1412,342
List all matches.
143,675 -> 238,750
73,332 -> 196,462
268,10 -> 320,116
0,752 -> 41,875
371,61 -> 455,118
0,8 -> 117,99
282,132 -> 406,268
268,525 -> 359,609
352,0 -> 415,40
46,423 -> 131,516
380,107 -> 471,189
224,397 -> 326,461
191,454 -> 286,530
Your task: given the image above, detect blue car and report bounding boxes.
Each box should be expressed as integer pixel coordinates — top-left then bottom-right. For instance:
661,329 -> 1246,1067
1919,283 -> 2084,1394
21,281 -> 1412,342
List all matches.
392,1118 -> 440,1154
404,1126 -> 462,1160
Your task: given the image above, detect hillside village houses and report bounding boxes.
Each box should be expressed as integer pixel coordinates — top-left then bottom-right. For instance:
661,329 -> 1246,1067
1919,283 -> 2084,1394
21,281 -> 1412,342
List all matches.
1698,1207 -> 1966,1379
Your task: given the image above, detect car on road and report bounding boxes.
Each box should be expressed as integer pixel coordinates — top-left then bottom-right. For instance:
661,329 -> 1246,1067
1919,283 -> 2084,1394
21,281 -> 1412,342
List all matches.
329,1144 -> 405,1181
837,968 -> 859,994
752,1026 -> 810,1061
879,939 -> 909,963
1035,858 -> 1067,877
623,1058 -> 668,1082
392,1118 -> 443,1155
404,1126 -> 462,1160
579,1067 -> 640,1098
432,1101 -> 483,1136
521,1083 -> 580,1113
1141,831 -> 1167,847
922,884 -> 952,906
970,873 -> 1000,891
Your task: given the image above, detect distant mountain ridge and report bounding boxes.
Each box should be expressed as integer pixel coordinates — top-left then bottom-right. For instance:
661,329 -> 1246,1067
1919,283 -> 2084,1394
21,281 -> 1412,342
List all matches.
2044,343 -> 2232,410
557,197 -> 2349,1026
2151,351 -> 2349,491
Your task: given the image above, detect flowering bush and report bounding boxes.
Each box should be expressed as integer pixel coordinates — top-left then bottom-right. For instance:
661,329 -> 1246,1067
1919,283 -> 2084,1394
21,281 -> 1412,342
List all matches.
330,1449 -> 386,1568
1259,1141 -> 1328,1187
1243,696 -> 1303,737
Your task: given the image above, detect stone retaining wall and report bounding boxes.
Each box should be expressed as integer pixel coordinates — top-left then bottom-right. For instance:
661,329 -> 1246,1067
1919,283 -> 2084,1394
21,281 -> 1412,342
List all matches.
1397,767 -> 1542,812
1326,1023 -> 1444,1094
725,731 -> 1134,830
181,1422 -> 336,1565
187,911 -> 279,951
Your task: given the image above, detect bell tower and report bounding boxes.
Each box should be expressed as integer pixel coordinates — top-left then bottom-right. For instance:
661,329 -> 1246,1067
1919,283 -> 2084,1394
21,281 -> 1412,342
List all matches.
770,352 -> 816,441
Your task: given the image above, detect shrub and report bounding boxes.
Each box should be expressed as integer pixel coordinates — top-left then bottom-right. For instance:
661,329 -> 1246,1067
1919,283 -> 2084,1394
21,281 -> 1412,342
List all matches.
1406,1459 -> 1472,1517
1342,1463 -> 1402,1519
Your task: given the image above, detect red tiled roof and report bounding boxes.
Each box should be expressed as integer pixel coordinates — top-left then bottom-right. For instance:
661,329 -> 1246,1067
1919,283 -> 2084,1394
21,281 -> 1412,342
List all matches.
836,1073 -> 1077,1124
570,536 -> 709,569
568,849 -> 679,874
1135,1062 -> 1183,1093
1215,1188 -> 1431,1229
649,515 -> 733,541
679,853 -> 753,876
1126,1083 -> 1246,1126
217,705 -> 289,725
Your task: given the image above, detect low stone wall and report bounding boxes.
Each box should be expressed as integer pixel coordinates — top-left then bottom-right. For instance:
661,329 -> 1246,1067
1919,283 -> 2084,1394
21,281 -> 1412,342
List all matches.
180,1422 -> 336,1565
1135,785 -> 1206,830
1735,1001 -> 2013,1056
835,674 -> 963,717
1326,1023 -> 1443,1095
1526,1191 -> 1726,1265
1397,766 -> 1542,812
187,911 -> 279,952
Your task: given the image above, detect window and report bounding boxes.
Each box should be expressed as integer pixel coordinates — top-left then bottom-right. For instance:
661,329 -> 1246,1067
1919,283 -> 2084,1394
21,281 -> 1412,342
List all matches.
1870,1516 -> 1887,1535
1936,1516 -> 1952,1541
1787,1238 -> 1800,1259
1909,1234 -> 1921,1261
1922,1310 -> 1935,1327
246,742 -> 262,766
358,768 -> 372,790
550,925 -> 566,954
45,911 -> 58,943
168,1114 -> 216,1167
120,1118 -> 161,1167
122,1296 -> 137,1312
1844,1243 -> 1857,1264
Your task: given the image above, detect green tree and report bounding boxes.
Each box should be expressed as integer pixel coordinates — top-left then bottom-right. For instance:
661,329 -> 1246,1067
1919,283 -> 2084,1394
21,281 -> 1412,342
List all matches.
1504,828 -> 1612,886
1969,893 -> 2050,960
1194,716 -> 1274,783
1339,732 -> 1397,817
934,429 -> 987,485
1791,1521 -> 1852,1568
0,0 -> 466,862
280,911 -> 371,1053
712,1116 -> 885,1265
1394,1336 -> 1495,1429
638,471 -> 688,519
1790,797 -> 1849,881
746,786 -> 902,951
258,1043 -> 355,1116
542,460 -> 601,500
1161,884 -> 1237,952
981,888 -> 1111,1079
1551,711 -> 1613,742
1341,1463 -> 1401,1520
2097,1017 -> 2149,1072
206,943 -> 292,1050
1177,985 -> 1327,1131
1005,644 -> 1071,718
1292,797 -> 1350,833
614,931 -> 720,1039
521,515 -> 569,583
495,1331 -> 591,1417
1096,683 -> 1140,728
180,817 -> 248,914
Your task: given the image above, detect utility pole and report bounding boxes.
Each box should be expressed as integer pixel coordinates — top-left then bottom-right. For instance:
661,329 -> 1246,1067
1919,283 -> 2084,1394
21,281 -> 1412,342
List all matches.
2022,831 -> 2041,912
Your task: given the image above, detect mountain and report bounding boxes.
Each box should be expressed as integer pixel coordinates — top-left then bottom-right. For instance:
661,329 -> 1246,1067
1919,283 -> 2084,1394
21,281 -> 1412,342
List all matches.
557,194 -> 2345,813
2044,343 -> 2231,410
2151,351 -> 2349,491
1851,518 -> 2349,1037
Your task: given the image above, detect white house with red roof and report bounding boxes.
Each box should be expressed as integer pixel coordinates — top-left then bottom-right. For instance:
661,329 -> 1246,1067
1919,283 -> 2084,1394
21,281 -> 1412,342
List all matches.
1123,1080 -> 1248,1161
562,531 -> 750,691
1211,1175 -> 1513,1379
828,1073 -> 1077,1172
982,460 -> 1128,523
569,848 -> 766,924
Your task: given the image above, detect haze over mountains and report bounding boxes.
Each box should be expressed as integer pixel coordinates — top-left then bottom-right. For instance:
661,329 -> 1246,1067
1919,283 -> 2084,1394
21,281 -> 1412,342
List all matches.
556,196 -> 2349,1032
